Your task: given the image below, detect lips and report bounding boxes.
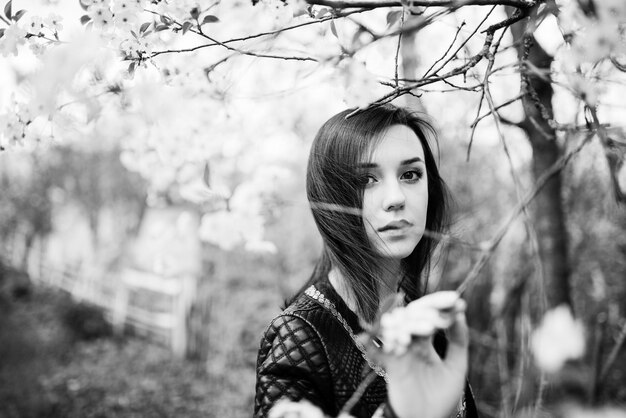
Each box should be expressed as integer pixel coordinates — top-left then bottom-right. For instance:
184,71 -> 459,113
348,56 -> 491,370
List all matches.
378,220 -> 412,232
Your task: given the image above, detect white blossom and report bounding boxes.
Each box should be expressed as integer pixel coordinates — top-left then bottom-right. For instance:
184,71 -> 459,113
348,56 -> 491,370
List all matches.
380,308 -> 414,355
88,4 -> 115,29
571,22 -> 621,64
595,0 -> 626,23
269,400 -> 325,418
257,0 -> 295,27
0,113 -> 24,148
286,0 -> 309,16
112,0 -> 143,14
114,10 -> 140,29
340,59 -> 380,109
566,73 -> 603,107
0,24 -> 27,57
199,210 -> 269,251
44,13 -> 64,32
556,0 -> 585,35
120,36 -> 152,59
23,15 -> 45,35
29,40 -> 47,56
379,291 -> 460,356
531,305 -> 585,373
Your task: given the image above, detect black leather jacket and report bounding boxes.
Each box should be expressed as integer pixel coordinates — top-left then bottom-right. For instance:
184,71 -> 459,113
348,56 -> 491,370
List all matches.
254,277 -> 478,418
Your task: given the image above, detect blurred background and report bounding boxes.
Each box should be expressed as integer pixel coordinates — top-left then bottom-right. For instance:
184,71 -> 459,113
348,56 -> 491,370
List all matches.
1,0 -> 626,417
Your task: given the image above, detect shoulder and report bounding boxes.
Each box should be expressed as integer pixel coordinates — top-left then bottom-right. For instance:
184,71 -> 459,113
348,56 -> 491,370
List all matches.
257,292 -> 331,368
255,294 -> 337,416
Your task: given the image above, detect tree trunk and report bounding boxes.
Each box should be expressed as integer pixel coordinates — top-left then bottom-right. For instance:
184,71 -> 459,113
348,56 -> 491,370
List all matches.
400,27 -> 427,114
509,10 -> 572,310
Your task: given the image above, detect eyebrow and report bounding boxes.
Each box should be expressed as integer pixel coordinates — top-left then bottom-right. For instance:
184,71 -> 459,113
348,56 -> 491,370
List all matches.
357,157 -> 424,169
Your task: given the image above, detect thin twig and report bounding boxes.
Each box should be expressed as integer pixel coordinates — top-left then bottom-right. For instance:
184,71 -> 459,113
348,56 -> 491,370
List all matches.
424,6 -> 497,78
348,8 -> 527,116
456,131 -> 595,295
340,369 -> 380,415
149,8 -> 365,53
466,8 -> 519,158
394,11 -> 405,87
307,0 -> 535,9
421,20 -> 467,78
470,93 -> 525,128
199,31 -> 318,62
484,29 -> 540,285
467,90 -> 486,161
599,320 -> 626,381
148,10 -> 323,61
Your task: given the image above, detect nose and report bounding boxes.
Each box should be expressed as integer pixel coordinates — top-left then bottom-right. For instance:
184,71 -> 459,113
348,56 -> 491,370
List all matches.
382,179 -> 405,211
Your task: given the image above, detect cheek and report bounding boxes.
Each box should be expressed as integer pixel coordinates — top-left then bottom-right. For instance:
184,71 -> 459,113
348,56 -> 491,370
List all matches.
361,190 -> 376,228
409,184 -> 429,221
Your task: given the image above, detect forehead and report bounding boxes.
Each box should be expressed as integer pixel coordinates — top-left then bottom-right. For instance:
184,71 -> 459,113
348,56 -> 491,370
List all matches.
366,124 -> 425,163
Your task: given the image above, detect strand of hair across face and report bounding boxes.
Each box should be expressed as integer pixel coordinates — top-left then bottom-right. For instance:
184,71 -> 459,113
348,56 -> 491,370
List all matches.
307,201 -> 480,250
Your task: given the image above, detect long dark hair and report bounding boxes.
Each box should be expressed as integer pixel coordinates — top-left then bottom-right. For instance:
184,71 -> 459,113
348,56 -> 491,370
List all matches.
293,104 -> 449,323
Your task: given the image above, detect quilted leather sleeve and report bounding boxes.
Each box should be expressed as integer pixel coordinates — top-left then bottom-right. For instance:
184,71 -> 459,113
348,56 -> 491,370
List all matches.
254,313 -> 335,418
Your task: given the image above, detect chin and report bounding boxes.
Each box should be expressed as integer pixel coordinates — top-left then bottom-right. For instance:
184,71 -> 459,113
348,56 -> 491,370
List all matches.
375,240 -> 419,260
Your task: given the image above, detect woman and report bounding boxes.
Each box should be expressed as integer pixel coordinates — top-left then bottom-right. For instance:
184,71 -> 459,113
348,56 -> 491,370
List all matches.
254,105 -> 477,418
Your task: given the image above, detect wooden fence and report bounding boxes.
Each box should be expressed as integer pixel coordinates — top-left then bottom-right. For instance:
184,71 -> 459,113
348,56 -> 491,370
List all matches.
1,234 -> 197,358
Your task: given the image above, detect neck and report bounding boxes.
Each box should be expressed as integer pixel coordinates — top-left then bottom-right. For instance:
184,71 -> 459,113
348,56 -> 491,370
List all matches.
377,258 -> 402,300
328,258 -> 403,321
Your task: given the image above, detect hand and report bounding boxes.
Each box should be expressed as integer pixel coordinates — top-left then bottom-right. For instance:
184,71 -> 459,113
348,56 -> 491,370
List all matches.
378,291 -> 469,418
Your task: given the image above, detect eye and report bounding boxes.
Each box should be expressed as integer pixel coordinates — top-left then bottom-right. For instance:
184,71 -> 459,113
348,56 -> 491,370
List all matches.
358,173 -> 377,186
400,169 -> 423,183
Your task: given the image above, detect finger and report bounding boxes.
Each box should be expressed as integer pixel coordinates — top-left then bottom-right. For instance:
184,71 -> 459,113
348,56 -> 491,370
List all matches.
404,307 -> 457,331
443,300 -> 469,371
380,334 -> 441,371
406,335 -> 441,364
406,291 -> 459,313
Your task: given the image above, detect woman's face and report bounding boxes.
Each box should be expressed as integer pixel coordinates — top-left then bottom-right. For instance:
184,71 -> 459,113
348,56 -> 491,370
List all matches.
359,124 -> 429,260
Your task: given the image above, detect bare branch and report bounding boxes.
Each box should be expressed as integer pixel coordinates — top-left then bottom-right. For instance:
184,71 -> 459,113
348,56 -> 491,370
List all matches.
149,9 -> 367,59
148,12 -> 318,62
456,130 -> 595,295
198,32 -> 318,62
424,6 -> 497,78
470,93 -> 524,128
468,89 -> 487,160
599,319 -> 626,381
307,0 -> 535,9
349,31 -> 494,115
347,8 -> 528,116
393,11 -> 405,86
421,20 -> 467,78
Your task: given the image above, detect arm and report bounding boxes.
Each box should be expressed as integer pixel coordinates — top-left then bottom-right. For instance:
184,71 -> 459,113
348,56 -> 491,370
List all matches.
254,313 -> 335,418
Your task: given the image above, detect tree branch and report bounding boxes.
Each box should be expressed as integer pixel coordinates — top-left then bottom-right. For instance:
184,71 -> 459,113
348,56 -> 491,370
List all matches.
393,11 -> 405,86
347,8 -> 528,116
307,0 -> 535,9
424,5 -> 497,78
150,9 -> 368,59
421,20 -> 467,78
